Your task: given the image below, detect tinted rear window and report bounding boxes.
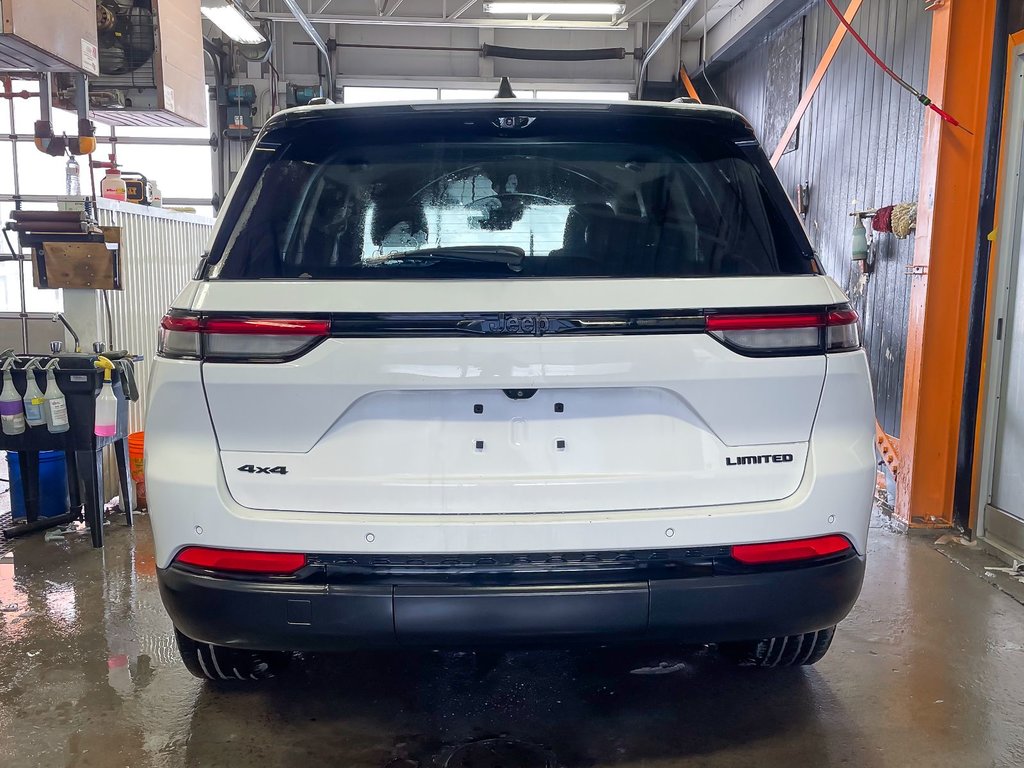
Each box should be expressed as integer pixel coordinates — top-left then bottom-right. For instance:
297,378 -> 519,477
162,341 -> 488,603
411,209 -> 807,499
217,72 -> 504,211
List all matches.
209,107 -> 814,280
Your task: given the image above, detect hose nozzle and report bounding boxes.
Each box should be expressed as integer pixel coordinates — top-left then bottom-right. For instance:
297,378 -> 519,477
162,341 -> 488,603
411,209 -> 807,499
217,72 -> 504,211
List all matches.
94,355 -> 114,382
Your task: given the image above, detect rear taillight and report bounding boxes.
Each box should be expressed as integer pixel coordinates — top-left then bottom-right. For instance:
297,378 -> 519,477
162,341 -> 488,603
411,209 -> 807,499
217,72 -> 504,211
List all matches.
174,546 -> 307,575
825,308 -> 860,351
706,306 -> 860,356
731,535 -> 853,565
158,313 -> 202,359
158,312 -> 329,362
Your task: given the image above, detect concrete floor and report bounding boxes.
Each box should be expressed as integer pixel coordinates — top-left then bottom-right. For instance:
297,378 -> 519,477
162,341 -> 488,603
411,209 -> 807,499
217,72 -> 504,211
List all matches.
1,515 -> 1023,768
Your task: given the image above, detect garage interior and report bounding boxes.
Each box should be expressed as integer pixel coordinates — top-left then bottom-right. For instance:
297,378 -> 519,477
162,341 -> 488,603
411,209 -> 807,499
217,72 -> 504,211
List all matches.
2,0 -> 1024,766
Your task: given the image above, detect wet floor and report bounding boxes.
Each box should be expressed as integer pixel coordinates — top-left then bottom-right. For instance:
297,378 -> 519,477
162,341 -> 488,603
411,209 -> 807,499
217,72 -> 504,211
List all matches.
1,515 -> 1023,768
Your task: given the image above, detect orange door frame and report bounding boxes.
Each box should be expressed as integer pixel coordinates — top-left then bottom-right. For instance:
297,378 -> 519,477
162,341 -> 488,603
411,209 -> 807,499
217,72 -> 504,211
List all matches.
896,0 -> 1000,527
967,29 -> 1024,532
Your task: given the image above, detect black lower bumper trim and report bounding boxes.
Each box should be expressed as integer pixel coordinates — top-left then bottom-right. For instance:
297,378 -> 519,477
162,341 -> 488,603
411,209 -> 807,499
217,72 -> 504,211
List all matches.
158,554 -> 865,652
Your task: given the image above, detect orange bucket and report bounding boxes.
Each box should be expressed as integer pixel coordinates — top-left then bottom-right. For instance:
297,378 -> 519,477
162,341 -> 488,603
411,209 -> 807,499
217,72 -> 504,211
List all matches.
127,431 -> 146,508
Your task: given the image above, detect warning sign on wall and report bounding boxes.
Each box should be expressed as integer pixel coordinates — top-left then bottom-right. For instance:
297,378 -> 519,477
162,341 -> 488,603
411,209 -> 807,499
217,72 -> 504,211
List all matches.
81,39 -> 99,76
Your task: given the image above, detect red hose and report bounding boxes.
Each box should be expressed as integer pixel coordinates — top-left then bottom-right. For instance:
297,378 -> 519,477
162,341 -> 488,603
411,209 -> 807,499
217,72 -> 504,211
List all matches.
823,0 -> 970,133
824,0 -> 906,85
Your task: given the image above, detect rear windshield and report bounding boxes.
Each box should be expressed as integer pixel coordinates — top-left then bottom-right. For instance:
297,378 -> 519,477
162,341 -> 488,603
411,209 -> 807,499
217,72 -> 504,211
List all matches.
209,108 -> 814,280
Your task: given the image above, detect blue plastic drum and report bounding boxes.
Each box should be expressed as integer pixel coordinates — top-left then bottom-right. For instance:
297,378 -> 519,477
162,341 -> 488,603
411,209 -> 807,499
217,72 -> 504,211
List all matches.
7,451 -> 69,520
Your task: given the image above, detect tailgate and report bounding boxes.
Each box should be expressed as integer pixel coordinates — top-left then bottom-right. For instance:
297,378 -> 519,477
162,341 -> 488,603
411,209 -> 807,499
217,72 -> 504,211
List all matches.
197,278 -> 837,514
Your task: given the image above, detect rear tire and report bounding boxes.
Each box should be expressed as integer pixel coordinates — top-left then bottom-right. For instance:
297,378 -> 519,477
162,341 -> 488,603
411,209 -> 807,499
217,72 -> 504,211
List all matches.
173,628 -> 290,681
721,626 -> 836,668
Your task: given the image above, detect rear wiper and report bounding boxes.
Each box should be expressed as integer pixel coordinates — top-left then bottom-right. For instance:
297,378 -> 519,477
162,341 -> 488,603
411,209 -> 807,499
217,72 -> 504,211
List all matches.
371,245 -> 525,269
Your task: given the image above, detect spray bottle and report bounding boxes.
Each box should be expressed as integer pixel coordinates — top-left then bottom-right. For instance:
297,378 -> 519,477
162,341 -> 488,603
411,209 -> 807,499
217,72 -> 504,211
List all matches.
0,358 -> 25,435
22,358 -> 46,428
94,356 -> 117,437
42,359 -> 70,434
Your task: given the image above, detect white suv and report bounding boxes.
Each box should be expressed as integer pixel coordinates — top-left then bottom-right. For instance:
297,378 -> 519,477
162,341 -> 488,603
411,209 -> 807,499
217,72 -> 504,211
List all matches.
147,100 -> 875,680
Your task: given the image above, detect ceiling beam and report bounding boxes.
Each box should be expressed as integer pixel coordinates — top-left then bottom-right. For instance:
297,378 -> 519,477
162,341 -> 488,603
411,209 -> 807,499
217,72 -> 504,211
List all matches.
447,0 -> 478,20
614,0 -> 660,26
254,11 -> 631,29
682,0 -> 800,72
680,0 -> 741,41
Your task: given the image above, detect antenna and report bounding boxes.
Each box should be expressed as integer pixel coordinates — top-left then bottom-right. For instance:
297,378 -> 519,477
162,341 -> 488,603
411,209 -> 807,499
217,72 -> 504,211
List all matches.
495,77 -> 517,99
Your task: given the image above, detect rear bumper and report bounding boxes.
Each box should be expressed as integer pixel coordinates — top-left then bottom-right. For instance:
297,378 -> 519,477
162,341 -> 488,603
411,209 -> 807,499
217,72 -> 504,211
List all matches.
146,348 -> 877,570
158,552 -> 865,651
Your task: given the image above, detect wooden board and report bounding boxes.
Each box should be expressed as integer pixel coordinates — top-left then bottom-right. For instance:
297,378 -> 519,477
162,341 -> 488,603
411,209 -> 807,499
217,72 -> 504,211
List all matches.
35,241 -> 120,291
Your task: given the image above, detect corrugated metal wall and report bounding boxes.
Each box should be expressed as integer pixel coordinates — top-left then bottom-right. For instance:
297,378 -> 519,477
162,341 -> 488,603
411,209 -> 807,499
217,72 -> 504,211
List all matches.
708,0 -> 932,436
95,201 -> 213,433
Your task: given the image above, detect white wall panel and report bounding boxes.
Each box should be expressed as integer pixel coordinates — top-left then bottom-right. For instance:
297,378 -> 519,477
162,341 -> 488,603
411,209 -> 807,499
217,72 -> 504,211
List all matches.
63,201 -> 213,435
96,202 -> 213,433
59,202 -> 212,502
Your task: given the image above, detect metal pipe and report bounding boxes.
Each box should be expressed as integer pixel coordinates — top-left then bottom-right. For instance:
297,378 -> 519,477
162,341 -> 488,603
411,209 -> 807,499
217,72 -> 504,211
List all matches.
3,511 -> 78,541
37,72 -> 52,125
0,193 -> 215,207
255,11 -> 628,30
203,39 -> 230,205
5,134 -> 214,146
279,0 -> 337,101
1,228 -> 27,353
6,77 -> 28,354
71,75 -> 88,126
6,95 -> 19,211
52,313 -> 82,353
635,0 -> 700,97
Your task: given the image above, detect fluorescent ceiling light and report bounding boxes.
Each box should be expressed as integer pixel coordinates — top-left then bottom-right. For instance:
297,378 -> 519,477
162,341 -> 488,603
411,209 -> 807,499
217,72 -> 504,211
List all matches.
201,0 -> 266,44
484,2 -> 626,15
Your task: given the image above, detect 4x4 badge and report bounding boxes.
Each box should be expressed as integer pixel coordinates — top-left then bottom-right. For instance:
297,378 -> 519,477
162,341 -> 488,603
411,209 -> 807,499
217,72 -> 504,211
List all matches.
238,464 -> 288,475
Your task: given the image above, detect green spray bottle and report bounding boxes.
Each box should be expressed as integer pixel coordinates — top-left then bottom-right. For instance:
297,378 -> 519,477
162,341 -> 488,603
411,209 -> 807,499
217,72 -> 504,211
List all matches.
0,358 -> 25,435
42,359 -> 70,434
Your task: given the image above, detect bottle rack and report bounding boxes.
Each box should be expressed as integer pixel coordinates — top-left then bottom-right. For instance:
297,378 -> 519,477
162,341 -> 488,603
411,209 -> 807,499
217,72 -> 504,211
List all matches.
0,353 -> 135,548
